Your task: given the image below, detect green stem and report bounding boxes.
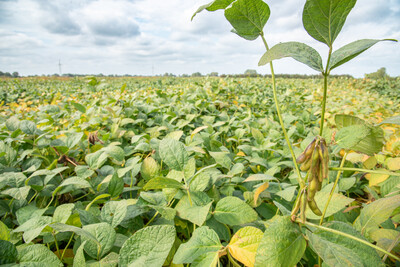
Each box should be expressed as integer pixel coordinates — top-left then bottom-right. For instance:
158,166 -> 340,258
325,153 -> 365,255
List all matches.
330,167 -> 400,177
260,33 -> 304,188
60,233 -> 75,261
144,211 -> 159,227
319,46 -> 332,136
227,251 -> 241,267
53,232 -> 61,258
319,152 -> 348,225
299,220 -> 400,262
382,232 -> 400,262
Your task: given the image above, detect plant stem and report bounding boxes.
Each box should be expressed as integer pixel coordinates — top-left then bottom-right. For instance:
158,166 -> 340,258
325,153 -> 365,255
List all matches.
330,167 -> 400,177
319,152 -> 348,225
227,252 -> 241,267
382,232 -> 400,262
319,46 -> 332,136
299,219 -> 400,262
60,233 -> 75,261
144,211 -> 159,227
260,33 -> 304,188
53,232 -> 61,258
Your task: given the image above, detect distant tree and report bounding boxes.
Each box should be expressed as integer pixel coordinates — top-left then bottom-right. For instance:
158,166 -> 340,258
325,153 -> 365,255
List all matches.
181,74 -> 189,77
209,72 -> 218,77
52,73 -> 60,77
192,72 -> 202,77
365,67 -> 388,79
244,69 -> 257,77
4,72 -> 12,77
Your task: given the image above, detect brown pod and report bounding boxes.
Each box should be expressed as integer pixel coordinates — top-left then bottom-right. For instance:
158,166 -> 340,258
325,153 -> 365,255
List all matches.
304,137 -> 317,158
296,152 -> 307,164
300,157 -> 312,172
308,198 -> 322,216
309,142 -> 321,182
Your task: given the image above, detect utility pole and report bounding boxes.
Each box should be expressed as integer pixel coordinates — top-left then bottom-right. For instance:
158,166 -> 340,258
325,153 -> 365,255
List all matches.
58,60 -> 62,76
152,64 -> 154,76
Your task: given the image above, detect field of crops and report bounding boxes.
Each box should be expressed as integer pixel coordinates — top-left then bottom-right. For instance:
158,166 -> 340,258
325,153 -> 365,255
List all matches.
0,76 -> 399,266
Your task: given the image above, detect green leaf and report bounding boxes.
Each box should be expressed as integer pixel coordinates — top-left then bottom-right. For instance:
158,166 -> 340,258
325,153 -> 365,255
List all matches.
159,138 -> 189,171
0,221 -> 10,241
173,226 -> 222,264
192,252 -> 219,267
329,39 -> 397,71
175,191 -> 213,226
140,156 -> 160,181
72,102 -> 86,113
5,116 -> 20,132
251,128 -> 264,144
87,252 -> 119,267
17,244 -> 63,266
49,223 -> 99,245
224,0 -> 270,40
335,124 -> 370,150
255,216 -> 306,267
66,132 -> 84,149
302,0 -> 357,47
258,42 -> 324,72
58,176 -> 92,190
82,223 -> 116,259
108,173 -> 124,198
16,204 -> 47,225
85,150 -> 108,170
354,194 -> 400,238
100,200 -> 128,228
307,231 -> 363,266
20,120 -> 38,135
228,226 -> 263,267
73,241 -> 87,267
14,216 -> 52,243
209,151 -> 231,169
308,221 -> 384,267
214,196 -> 258,225
2,186 -> 30,200
103,145 -> 125,163
119,225 -> 176,267
192,0 -> 235,20
335,114 -> 384,155
151,205 -> 176,221
0,240 -> 17,264
143,177 -> 184,190
0,172 -> 27,188
52,203 -> 74,224
379,115 -> 400,126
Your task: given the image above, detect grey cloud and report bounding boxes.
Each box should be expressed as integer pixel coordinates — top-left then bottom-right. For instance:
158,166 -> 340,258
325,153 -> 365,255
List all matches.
33,0 -> 81,35
43,17 -> 81,35
88,19 -> 140,38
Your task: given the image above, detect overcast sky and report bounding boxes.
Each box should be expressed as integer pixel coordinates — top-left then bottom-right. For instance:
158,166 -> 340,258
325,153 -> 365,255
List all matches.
0,0 -> 399,77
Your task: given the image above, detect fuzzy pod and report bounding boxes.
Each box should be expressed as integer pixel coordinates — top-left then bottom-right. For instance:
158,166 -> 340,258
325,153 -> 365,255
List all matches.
308,198 -> 322,216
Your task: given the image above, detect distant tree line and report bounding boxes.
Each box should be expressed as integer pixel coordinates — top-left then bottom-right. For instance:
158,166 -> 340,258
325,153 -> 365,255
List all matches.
0,71 -> 19,78
3,68 -> 396,79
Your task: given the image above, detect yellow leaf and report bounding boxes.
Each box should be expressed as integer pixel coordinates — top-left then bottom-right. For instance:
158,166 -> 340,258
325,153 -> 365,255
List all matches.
386,158 -> 400,171
228,226 -> 263,267
346,152 -> 365,163
190,126 -> 208,140
236,151 -> 246,157
254,182 -> 269,206
363,156 -> 377,169
365,172 -> 390,187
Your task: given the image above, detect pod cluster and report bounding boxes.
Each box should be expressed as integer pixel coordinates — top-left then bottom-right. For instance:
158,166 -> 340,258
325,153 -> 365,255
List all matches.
297,137 -> 329,216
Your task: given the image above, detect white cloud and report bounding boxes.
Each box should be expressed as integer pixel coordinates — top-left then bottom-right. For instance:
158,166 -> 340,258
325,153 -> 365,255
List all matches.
0,0 -> 399,77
